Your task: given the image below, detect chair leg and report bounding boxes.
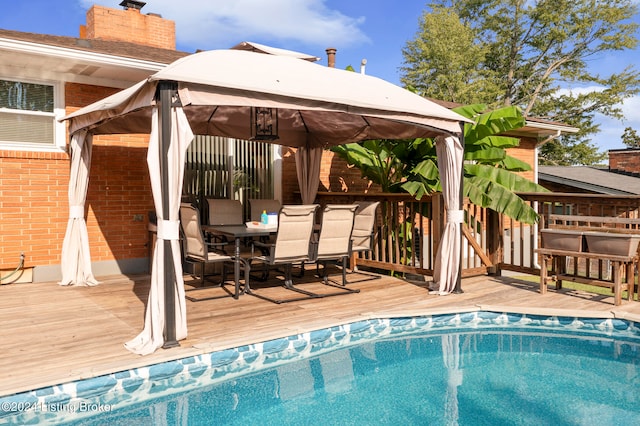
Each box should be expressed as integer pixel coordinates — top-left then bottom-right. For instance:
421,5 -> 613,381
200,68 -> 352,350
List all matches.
185,261 -> 236,302
316,261 -> 329,285
247,259 -> 360,304
311,257 -> 361,296
247,261 -> 320,304
248,257 -> 270,282
293,261 -> 306,278
344,251 -> 381,284
198,261 -> 205,286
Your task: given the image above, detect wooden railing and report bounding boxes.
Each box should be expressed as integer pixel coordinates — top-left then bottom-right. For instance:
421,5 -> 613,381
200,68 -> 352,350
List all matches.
503,193 -> 640,278
316,192 -> 435,276
316,191 -> 640,281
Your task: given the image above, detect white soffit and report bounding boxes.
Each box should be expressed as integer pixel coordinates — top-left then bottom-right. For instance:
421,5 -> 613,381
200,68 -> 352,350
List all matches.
0,37 -> 167,87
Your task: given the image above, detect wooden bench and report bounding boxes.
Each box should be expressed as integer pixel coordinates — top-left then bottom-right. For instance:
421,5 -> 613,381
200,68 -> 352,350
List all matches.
535,214 -> 640,305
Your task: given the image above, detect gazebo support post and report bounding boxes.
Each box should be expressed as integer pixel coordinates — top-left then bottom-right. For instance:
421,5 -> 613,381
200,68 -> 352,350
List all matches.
158,81 -> 179,349
454,127 -> 465,294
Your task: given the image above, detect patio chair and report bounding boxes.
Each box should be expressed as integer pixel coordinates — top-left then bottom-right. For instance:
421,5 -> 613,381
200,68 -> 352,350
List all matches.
207,198 -> 244,225
249,199 -> 282,222
246,204 -> 321,303
314,204 -> 361,292
249,199 -> 281,246
206,198 -> 244,251
348,201 -> 381,283
179,203 -> 243,301
250,199 -> 312,278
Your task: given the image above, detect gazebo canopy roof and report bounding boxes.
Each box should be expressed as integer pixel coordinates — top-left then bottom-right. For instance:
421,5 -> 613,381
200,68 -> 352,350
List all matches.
63,49 -> 470,147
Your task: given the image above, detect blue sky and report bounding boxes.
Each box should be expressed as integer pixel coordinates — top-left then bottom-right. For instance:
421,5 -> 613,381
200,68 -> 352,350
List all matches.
1,0 -> 639,153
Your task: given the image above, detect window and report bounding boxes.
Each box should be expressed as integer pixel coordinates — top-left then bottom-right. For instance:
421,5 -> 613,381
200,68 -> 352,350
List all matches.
183,135 -> 280,219
0,78 -> 64,150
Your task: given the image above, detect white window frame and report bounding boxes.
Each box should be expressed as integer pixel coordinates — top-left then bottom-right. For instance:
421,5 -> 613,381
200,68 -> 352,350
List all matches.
0,76 -> 66,152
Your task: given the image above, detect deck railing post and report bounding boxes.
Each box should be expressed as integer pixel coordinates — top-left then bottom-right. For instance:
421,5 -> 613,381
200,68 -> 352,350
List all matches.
487,209 -> 503,276
432,192 -> 444,254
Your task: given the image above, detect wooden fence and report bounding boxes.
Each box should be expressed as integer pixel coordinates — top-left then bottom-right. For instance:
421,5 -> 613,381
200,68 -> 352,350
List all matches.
316,192 -> 640,281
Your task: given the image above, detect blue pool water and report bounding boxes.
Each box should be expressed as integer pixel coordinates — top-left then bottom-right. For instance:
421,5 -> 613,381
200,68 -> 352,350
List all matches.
2,313 -> 640,425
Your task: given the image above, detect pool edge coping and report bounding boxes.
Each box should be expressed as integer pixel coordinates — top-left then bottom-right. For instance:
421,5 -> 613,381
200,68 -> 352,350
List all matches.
2,304 -> 639,400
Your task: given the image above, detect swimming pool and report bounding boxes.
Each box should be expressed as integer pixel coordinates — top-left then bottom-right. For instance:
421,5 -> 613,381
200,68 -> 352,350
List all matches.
2,312 -> 639,425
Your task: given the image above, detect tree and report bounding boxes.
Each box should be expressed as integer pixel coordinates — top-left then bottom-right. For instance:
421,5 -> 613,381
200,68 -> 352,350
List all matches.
401,6 -> 498,103
401,0 -> 640,166
538,137 -> 606,166
622,127 -> 640,148
331,104 -> 547,224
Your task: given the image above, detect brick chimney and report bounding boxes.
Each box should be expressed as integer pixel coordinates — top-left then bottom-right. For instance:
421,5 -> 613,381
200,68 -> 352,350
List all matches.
326,48 -> 336,68
80,2 -> 176,50
609,149 -> 640,175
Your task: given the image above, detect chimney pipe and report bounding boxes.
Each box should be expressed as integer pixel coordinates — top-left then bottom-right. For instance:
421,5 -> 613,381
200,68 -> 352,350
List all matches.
360,58 -> 367,74
326,47 -> 336,68
119,0 -> 146,11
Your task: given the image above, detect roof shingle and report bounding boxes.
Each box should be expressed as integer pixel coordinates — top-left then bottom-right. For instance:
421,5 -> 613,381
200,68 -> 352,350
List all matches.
0,28 -> 189,64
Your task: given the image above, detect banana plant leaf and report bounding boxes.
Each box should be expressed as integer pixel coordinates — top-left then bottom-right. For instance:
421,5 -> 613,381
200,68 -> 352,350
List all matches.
464,145 -> 506,162
465,106 -> 526,141
464,163 -> 548,223
498,155 -> 532,171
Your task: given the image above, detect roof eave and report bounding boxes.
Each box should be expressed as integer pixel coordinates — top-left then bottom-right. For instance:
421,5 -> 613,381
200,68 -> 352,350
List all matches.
0,37 -> 169,72
527,120 -> 580,134
505,120 -> 580,140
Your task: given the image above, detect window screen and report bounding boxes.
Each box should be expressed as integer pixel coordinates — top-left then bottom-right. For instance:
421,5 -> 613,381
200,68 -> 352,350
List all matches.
0,79 -> 55,145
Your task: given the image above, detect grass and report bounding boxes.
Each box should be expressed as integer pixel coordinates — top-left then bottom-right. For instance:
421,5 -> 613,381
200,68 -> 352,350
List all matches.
514,274 -> 639,301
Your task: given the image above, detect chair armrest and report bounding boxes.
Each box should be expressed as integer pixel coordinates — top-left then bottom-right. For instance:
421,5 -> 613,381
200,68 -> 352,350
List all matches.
251,240 -> 273,257
206,241 -> 229,255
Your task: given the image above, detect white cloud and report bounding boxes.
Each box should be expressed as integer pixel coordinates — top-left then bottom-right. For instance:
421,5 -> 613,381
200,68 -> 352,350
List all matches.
555,85 -> 606,97
80,0 -> 369,51
620,95 -> 640,123
555,84 -> 640,150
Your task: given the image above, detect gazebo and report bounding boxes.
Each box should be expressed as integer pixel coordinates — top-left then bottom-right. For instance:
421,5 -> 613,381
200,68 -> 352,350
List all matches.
61,48 -> 470,355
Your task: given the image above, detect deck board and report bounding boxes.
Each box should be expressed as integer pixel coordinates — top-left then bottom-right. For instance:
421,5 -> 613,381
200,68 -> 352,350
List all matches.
1,270 -> 639,397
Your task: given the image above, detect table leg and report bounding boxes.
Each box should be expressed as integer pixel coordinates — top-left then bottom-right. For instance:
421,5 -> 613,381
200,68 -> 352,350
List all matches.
234,237 -> 241,299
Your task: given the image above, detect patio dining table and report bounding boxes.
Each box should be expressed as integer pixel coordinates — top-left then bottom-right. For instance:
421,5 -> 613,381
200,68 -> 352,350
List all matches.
202,224 -> 277,296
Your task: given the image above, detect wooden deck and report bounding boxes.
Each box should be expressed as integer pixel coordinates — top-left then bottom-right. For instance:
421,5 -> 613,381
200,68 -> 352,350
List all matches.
1,270 -> 640,398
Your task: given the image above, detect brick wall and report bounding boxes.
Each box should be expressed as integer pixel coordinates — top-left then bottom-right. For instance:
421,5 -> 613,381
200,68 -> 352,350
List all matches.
609,149 -> 640,174
0,151 -> 69,270
319,150 -> 377,193
506,136 -> 536,181
0,83 -> 153,271
281,148 -> 300,204
280,148 -> 379,205
66,84 -> 154,265
84,5 -> 175,50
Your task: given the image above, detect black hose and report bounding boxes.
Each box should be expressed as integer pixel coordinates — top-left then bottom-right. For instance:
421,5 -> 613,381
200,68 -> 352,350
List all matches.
0,253 -> 25,284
